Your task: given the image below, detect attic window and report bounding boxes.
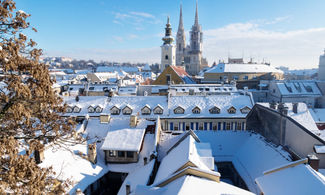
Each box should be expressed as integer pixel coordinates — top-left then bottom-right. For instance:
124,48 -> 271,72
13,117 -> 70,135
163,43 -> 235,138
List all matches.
209,106 -> 220,114
192,106 -> 201,114
153,105 -> 163,115
174,106 -> 185,114
89,87 -> 94,90
141,105 -> 151,115
227,106 -> 236,114
73,106 -> 81,113
110,106 -> 120,115
122,106 -> 132,115
304,85 -> 313,93
88,106 -> 95,113
95,106 -> 103,113
240,106 -> 251,114
66,106 -> 73,113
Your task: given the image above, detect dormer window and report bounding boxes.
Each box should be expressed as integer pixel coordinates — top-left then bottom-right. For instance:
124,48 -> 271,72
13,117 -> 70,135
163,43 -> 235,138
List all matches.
122,105 -> 132,115
192,106 -> 201,114
174,106 -> 185,114
110,106 -> 120,115
88,106 -> 95,113
73,106 -> 81,113
95,106 -> 103,113
66,106 -> 73,113
141,105 -> 151,115
240,106 -> 251,114
153,105 -> 163,115
209,106 -> 220,114
227,106 -> 236,114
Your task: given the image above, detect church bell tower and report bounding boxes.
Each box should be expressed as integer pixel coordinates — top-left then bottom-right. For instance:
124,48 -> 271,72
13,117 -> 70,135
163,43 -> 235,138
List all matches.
160,16 -> 176,72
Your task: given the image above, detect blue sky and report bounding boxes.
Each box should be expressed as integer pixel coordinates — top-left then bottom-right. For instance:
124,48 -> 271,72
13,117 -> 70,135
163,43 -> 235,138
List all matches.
16,0 -> 325,69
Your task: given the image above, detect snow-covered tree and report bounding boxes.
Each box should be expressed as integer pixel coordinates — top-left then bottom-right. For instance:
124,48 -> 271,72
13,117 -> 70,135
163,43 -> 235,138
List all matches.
0,0 -> 74,193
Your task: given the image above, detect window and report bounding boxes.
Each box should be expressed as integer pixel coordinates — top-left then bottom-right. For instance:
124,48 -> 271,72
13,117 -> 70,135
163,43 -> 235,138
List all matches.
165,55 -> 168,60
174,123 -> 179,130
236,122 -> 242,130
66,106 -> 73,113
199,123 -> 204,130
166,74 -> 171,85
108,150 -> 116,157
153,106 -> 163,115
95,106 -> 103,113
192,107 -> 201,114
223,76 -> 228,81
233,75 -> 239,80
213,123 -> 217,130
122,106 -> 132,115
126,151 -> 134,158
141,106 -> 151,115
243,75 -> 248,80
228,107 -> 236,114
110,106 -> 120,115
118,151 -> 125,158
89,87 -> 95,90
174,106 -> 185,114
209,106 -> 220,114
73,106 -> 81,113
240,106 -> 251,114
226,122 -> 231,130
186,123 -> 190,130
88,106 -> 95,113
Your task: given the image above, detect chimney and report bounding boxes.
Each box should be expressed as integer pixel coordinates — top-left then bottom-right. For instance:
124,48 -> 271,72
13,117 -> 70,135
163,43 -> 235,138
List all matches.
293,103 -> 298,114
34,147 -> 45,164
307,154 -> 319,171
130,115 -> 137,127
277,102 -> 284,112
144,157 -> 148,165
100,114 -> 111,123
282,106 -> 289,115
87,143 -> 97,164
75,188 -> 84,195
126,182 -> 131,195
270,102 -> 277,109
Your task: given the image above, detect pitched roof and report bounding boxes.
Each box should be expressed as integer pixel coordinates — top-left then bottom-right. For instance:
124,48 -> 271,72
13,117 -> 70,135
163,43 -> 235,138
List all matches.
170,66 -> 196,84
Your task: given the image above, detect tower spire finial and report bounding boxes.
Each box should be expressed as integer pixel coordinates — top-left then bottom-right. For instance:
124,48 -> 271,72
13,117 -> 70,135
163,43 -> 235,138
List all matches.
178,4 -> 184,30
195,0 -> 199,26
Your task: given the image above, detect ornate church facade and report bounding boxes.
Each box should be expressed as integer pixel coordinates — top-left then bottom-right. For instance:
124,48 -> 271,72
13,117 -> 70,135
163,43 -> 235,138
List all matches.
176,3 -> 208,75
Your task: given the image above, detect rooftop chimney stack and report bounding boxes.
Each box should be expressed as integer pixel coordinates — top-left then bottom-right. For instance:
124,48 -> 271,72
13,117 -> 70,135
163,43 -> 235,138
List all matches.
293,103 -> 298,114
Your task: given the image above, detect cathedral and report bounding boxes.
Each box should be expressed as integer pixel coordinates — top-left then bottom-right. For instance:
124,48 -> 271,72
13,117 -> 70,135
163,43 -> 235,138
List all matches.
160,3 -> 208,76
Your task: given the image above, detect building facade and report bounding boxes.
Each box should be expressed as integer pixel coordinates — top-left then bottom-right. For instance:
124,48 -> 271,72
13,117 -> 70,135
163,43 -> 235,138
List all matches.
176,3 -> 208,76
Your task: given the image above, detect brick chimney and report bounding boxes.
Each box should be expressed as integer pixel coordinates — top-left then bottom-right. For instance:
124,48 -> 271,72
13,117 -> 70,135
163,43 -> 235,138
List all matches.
130,115 -> 137,127
270,102 -> 277,109
87,143 -> 97,164
126,182 -> 131,195
307,154 -> 319,171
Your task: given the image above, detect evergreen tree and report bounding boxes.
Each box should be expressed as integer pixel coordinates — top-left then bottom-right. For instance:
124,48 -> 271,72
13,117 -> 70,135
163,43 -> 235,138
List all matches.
0,0 -> 74,193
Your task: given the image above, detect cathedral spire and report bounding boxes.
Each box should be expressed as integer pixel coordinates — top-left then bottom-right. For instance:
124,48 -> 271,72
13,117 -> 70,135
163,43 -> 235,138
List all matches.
194,1 -> 199,26
178,4 -> 184,31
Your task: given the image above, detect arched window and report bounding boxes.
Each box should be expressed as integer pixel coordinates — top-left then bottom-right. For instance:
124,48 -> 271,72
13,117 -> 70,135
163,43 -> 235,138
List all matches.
165,55 -> 169,60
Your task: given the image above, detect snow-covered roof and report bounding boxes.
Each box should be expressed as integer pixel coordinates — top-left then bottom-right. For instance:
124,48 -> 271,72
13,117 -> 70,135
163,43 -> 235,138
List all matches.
255,162 -> 325,195
136,175 -> 254,195
153,134 -> 214,185
258,102 -> 318,130
39,139 -> 109,193
314,145 -> 325,154
275,81 -> 322,96
195,131 -> 292,194
168,94 -> 253,118
62,96 -> 109,116
96,66 -> 139,73
101,128 -> 146,152
204,63 -> 283,74
310,108 -> 325,122
118,160 -> 155,195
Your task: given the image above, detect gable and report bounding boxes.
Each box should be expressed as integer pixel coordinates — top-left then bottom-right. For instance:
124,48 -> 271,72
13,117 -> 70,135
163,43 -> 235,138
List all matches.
174,106 -> 185,114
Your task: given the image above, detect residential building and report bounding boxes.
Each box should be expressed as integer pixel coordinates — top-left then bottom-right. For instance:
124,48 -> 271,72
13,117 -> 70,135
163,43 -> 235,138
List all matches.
153,65 -> 196,85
